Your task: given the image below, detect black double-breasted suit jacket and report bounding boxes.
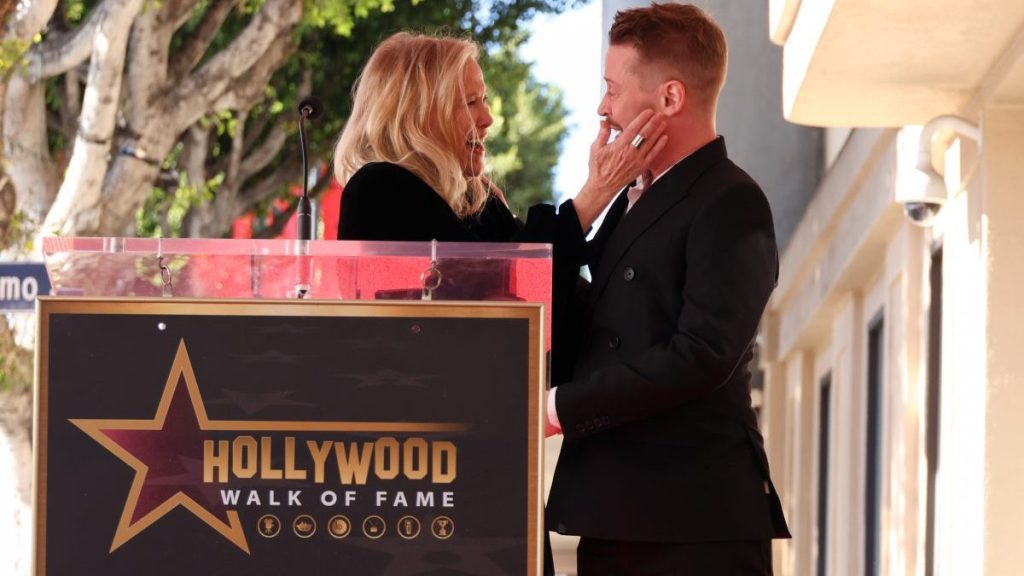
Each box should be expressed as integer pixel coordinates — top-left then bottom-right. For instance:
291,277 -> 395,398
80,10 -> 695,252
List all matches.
547,137 -> 790,542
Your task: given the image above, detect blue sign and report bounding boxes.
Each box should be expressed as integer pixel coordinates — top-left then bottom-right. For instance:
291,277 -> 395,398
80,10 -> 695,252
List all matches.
0,262 -> 51,311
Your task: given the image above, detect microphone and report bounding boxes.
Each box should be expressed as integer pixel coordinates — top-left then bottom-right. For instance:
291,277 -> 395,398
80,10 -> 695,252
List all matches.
299,96 -> 324,121
296,96 -> 324,242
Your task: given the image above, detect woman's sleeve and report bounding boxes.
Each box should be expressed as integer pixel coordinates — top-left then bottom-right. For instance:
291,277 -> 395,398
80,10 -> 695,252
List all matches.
519,200 -> 589,267
520,200 -> 591,383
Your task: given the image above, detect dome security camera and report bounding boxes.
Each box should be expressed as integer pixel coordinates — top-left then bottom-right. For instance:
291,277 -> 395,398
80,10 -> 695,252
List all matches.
902,201 -> 943,227
897,115 -> 980,228
896,152 -> 948,228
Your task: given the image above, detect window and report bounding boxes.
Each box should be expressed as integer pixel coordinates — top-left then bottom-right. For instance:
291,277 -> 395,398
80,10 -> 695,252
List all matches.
818,372 -> 833,576
865,313 -> 885,576
925,248 -> 943,576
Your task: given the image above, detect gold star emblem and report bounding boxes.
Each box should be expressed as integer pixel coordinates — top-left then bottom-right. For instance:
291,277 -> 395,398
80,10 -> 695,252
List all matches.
70,340 -> 249,553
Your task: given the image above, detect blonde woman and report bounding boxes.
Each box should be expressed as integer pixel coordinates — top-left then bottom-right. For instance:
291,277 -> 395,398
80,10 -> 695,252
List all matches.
332,31 -> 665,243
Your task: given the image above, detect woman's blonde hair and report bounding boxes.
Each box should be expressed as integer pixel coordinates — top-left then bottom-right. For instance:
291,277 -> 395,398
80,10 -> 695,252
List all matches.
333,32 -> 489,219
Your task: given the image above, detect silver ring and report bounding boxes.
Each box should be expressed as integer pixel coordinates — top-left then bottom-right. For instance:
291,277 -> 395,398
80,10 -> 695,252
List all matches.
630,134 -> 646,149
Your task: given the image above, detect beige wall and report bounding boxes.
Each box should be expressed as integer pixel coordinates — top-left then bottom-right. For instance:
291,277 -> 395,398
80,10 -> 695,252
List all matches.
764,2 -> 1024,574
764,122 -> 995,575
980,106 -> 1024,576
767,105 -> 1024,575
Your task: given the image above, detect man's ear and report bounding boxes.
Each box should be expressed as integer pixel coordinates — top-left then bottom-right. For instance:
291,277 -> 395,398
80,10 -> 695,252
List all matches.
661,80 -> 686,115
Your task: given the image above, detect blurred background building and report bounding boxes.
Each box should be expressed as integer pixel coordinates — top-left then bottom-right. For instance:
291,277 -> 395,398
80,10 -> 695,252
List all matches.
760,1 -> 1024,576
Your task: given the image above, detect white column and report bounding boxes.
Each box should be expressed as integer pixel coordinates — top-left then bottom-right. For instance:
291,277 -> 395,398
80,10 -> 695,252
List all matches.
829,293 -> 864,576
980,106 -> 1024,576
934,129 -> 986,576
779,350 -> 810,576
879,221 -> 927,576
791,350 -> 818,576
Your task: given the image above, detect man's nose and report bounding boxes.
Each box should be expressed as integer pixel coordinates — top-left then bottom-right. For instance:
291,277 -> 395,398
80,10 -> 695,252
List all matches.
597,93 -> 609,117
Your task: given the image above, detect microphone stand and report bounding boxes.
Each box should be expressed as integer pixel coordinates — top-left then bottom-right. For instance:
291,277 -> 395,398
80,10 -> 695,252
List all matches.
297,107 -> 313,243
294,96 -> 322,299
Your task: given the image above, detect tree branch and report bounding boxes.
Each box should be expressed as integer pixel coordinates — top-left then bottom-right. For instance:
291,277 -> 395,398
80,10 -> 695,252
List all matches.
167,0 -> 236,79
5,0 -> 59,41
252,163 -> 331,239
242,113 -> 271,153
232,70 -> 307,181
0,1 -> 17,31
27,6 -> 104,79
182,123 -> 210,188
214,32 -> 297,113
123,1 -> 179,127
179,122 -> 213,238
238,117 -> 288,183
58,68 -> 81,158
40,0 -> 146,236
4,75 -> 60,225
165,0 -> 207,29
244,157 -> 300,205
170,0 -> 301,129
227,109 -> 247,185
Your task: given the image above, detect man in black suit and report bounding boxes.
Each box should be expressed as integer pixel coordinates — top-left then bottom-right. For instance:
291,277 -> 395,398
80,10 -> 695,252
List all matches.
545,3 -> 790,574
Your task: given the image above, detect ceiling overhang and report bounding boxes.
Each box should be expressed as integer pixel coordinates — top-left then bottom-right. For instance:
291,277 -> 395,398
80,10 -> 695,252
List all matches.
772,0 -> 1024,126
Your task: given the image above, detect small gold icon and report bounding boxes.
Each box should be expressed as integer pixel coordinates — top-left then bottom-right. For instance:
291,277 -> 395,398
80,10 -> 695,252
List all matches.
431,516 -> 454,540
257,514 -> 281,538
362,515 -> 386,539
328,515 -> 352,539
293,514 -> 317,539
397,515 -> 421,540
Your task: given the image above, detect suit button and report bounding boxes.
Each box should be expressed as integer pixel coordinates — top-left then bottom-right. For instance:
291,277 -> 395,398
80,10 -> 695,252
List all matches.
608,335 -> 620,350
576,424 -> 585,433
623,267 -> 636,281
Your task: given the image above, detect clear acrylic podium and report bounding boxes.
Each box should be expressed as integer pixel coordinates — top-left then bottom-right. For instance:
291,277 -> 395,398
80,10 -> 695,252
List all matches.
42,237 -> 553,342
36,237 -> 552,576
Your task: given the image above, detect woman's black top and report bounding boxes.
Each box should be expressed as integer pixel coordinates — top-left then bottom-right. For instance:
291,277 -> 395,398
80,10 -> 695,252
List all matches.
336,162 -> 582,245
334,161 -> 588,383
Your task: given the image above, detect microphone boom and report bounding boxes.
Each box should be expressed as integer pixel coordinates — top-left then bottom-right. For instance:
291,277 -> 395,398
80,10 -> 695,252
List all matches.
296,94 -> 323,243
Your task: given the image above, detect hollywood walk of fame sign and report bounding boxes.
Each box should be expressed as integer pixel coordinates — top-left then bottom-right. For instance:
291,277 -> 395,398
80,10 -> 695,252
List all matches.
35,298 -> 544,576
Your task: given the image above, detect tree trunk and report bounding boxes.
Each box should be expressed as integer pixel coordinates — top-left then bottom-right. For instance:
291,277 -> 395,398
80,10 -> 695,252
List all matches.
0,318 -> 33,576
3,77 -> 60,228
95,0 -> 302,237
40,0 -> 145,237
0,387 -> 32,576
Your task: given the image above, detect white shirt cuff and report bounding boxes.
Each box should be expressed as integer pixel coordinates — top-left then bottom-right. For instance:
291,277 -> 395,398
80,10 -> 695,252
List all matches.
547,387 -> 562,433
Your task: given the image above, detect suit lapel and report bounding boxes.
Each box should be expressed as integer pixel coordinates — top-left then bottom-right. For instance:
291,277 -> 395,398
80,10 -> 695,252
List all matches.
587,187 -> 630,264
589,137 -> 728,304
